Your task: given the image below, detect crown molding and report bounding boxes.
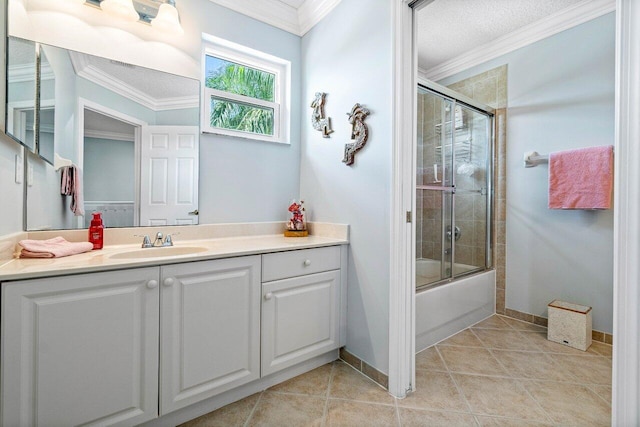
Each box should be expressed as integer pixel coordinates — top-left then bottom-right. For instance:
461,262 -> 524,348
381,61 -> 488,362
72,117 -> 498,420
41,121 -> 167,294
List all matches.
153,96 -> 199,111
84,129 -> 135,142
207,0 -> 341,36
421,0 -> 615,82
8,64 -> 35,83
207,0 -> 300,35
297,0 -> 341,35
7,63 -> 53,83
70,51 -> 198,112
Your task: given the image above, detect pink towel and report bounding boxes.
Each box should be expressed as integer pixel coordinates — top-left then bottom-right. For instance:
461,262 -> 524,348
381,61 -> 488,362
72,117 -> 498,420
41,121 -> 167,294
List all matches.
548,145 -> 614,209
19,237 -> 94,258
60,166 -> 85,217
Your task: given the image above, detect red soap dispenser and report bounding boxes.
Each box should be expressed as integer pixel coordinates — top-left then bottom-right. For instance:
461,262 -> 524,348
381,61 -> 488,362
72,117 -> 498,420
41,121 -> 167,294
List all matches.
89,212 -> 104,250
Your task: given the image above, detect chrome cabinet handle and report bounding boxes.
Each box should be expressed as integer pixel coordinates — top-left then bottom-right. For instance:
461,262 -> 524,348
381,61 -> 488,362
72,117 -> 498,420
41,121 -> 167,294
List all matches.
146,280 -> 158,289
163,277 -> 175,287
303,259 -> 311,266
264,292 -> 273,300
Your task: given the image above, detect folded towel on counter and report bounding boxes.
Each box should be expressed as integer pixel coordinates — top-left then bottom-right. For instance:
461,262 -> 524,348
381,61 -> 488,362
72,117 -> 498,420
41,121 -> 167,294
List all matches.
548,145 -> 614,209
19,237 -> 94,258
60,165 -> 85,217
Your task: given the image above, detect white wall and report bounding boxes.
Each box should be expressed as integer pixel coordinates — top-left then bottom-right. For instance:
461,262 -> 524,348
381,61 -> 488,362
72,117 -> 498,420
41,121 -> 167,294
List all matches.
0,134 -> 23,235
440,13 -> 615,332
83,137 -> 134,202
301,0 -> 393,373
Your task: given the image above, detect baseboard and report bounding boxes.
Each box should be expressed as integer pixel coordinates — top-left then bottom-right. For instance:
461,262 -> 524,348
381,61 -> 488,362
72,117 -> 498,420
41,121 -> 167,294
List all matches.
339,347 -> 389,390
505,308 -> 613,345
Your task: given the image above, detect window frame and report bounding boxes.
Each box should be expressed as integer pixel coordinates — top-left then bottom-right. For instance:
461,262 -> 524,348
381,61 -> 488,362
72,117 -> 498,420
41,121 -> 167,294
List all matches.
201,35 -> 291,144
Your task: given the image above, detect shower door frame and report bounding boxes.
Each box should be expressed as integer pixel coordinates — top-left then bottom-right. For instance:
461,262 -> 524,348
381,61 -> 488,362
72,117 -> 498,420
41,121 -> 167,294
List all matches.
416,80 -> 495,290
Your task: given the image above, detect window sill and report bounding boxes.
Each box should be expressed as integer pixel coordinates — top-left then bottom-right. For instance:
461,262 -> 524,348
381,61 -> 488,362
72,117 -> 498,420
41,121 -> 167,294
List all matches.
201,128 -> 290,145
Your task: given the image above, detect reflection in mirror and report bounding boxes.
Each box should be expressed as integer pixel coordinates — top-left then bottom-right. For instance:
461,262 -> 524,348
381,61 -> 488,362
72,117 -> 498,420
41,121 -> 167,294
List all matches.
6,37 -> 36,151
37,46 -> 55,164
23,42 -> 201,231
83,109 -> 136,228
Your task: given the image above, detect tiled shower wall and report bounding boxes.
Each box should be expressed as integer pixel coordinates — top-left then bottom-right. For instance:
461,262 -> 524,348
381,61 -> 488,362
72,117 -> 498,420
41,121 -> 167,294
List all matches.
446,65 -> 508,313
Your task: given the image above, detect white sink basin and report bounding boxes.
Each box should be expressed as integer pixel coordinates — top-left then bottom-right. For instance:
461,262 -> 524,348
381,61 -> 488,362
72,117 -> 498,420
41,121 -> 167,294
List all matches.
109,246 -> 208,260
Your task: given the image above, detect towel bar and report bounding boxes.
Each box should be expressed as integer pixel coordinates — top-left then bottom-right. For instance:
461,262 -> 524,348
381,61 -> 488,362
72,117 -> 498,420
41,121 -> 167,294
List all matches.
54,153 -> 73,171
524,151 -> 549,168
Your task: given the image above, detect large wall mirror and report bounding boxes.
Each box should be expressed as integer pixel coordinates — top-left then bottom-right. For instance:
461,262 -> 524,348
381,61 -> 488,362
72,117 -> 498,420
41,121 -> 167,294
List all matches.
6,36 -> 201,231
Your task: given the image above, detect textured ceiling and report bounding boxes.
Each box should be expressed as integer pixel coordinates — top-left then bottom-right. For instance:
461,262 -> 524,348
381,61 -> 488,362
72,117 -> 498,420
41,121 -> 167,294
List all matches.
82,54 -> 199,100
416,0 -> 585,71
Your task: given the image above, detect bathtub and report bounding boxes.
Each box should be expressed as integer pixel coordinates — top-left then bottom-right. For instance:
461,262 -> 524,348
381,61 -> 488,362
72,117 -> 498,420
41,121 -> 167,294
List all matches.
415,259 -> 495,352
416,258 -> 479,288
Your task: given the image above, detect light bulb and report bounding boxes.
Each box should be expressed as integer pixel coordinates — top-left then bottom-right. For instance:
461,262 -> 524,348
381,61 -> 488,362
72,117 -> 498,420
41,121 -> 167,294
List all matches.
151,1 -> 184,35
100,0 -> 139,22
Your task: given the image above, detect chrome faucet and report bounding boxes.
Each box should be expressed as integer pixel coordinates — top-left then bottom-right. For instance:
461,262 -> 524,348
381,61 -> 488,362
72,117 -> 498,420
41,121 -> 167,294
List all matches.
139,232 -> 174,248
153,232 -> 164,247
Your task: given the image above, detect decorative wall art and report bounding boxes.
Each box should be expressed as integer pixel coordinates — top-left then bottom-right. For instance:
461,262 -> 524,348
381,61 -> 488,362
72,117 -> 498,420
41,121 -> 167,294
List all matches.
342,103 -> 370,166
310,92 -> 333,137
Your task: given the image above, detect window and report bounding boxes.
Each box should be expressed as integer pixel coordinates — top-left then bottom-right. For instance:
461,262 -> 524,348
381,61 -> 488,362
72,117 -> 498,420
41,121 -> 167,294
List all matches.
202,35 -> 291,144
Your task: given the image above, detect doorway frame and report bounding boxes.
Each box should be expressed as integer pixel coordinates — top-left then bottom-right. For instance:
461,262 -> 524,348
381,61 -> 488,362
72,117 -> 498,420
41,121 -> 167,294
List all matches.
612,0 -> 640,424
389,0 -> 418,398
389,0 -> 640,423
76,97 -> 147,228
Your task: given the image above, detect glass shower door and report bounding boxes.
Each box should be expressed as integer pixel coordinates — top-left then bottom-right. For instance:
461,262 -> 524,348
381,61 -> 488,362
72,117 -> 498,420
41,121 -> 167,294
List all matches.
416,85 -> 492,290
416,87 -> 455,287
453,106 -> 491,275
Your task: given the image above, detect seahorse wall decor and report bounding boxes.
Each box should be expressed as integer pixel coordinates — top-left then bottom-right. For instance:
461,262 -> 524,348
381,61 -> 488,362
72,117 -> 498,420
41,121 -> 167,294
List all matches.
310,92 -> 333,137
342,103 -> 370,166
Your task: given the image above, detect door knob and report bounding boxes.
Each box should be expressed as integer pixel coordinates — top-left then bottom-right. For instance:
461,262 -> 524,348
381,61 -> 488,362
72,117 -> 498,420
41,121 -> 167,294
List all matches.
163,277 -> 175,287
146,279 -> 158,289
188,209 -> 199,215
264,292 -> 273,300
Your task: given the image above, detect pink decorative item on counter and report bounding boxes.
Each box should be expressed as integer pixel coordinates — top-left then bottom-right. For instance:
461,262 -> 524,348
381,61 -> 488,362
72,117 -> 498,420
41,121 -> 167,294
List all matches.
285,200 -> 308,237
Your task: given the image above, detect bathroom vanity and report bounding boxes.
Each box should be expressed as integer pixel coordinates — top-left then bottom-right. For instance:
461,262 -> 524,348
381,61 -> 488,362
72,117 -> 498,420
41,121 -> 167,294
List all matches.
0,226 -> 348,426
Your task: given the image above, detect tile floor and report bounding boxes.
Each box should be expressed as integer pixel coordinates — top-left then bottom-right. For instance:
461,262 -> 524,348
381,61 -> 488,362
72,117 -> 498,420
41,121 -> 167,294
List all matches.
180,315 -> 612,426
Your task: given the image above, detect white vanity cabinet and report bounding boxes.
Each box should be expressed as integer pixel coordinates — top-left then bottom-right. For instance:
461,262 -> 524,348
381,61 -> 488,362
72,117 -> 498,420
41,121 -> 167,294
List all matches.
1,244 -> 345,426
1,267 -> 161,427
261,247 -> 342,376
159,256 -> 261,414
1,256 -> 261,426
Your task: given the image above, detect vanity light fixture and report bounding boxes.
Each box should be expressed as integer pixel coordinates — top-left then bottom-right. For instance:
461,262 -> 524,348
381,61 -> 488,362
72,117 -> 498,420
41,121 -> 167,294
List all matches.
100,0 -> 139,22
150,0 -> 184,35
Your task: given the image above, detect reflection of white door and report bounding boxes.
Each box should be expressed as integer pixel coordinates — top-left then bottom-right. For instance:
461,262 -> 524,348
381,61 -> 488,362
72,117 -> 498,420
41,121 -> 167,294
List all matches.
140,126 -> 199,226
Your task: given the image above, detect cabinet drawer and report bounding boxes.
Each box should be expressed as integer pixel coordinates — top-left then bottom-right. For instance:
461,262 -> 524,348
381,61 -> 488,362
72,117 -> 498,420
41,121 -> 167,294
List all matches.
262,246 -> 341,282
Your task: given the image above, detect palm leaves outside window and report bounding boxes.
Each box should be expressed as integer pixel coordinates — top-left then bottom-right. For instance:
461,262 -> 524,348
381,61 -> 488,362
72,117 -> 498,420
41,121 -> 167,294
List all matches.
205,58 -> 276,136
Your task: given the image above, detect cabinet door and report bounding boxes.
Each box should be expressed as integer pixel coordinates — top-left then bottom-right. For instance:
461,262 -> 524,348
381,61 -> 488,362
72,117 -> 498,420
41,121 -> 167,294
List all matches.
262,270 -> 340,376
160,256 -> 261,414
1,268 -> 160,427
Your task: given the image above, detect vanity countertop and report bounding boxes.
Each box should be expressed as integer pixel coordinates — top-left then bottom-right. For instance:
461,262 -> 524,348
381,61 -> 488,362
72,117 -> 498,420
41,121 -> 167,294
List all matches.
0,234 -> 348,282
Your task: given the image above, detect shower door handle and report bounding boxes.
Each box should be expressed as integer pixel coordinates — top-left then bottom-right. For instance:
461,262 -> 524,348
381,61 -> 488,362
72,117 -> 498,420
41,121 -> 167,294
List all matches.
446,226 -> 461,241
416,185 -> 456,193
